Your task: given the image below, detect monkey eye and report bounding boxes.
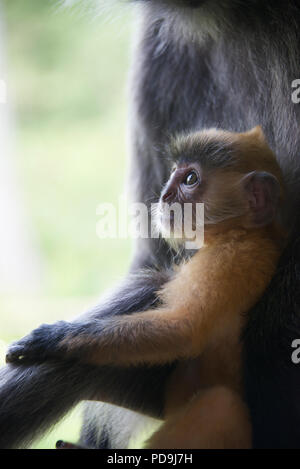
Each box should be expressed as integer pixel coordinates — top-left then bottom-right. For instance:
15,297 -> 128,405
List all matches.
183,171 -> 198,186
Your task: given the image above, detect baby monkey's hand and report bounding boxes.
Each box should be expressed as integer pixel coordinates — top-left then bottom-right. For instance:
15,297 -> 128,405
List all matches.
5,321 -> 73,365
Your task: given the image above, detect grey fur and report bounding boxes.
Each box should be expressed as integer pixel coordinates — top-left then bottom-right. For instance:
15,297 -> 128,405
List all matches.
168,130 -> 236,169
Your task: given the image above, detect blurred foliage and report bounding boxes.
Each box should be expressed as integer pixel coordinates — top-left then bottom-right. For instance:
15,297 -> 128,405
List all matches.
1,0 -> 135,448
3,0 -> 133,297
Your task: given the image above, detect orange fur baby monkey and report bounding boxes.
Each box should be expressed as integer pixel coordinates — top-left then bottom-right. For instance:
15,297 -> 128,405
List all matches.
6,126 -> 285,449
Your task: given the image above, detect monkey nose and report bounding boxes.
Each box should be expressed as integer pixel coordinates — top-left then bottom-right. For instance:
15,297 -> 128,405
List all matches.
162,190 -> 175,203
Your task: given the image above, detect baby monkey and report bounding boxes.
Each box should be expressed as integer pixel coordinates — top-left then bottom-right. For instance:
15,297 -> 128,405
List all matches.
6,126 -> 285,449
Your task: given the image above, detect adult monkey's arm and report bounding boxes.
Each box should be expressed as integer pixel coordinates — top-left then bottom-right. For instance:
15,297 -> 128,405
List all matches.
0,362 -> 174,449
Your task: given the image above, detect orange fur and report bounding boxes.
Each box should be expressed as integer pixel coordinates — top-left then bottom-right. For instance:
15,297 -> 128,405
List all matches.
146,386 -> 252,449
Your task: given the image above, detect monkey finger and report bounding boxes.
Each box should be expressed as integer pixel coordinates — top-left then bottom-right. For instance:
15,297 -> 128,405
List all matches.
5,345 -> 29,364
5,323 -> 66,364
5,341 -> 48,365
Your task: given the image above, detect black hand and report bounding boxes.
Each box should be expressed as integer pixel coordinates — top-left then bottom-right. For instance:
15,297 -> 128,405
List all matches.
5,321 -> 72,364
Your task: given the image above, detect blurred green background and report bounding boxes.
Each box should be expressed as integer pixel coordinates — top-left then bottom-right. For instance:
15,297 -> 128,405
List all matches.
0,0 -> 133,448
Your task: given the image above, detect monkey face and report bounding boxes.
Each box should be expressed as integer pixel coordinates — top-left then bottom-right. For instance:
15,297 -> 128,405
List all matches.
156,162 -> 205,243
156,161 -> 243,241
156,127 -> 284,244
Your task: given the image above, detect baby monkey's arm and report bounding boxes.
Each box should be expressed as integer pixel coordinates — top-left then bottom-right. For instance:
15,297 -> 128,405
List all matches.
6,307 -> 197,366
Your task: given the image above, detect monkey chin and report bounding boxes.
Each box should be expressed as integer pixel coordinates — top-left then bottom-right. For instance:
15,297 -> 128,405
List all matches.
158,214 -> 204,252
155,213 -> 184,249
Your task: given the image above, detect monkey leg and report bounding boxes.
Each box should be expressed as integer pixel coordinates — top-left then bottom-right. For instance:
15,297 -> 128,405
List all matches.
146,386 -> 252,449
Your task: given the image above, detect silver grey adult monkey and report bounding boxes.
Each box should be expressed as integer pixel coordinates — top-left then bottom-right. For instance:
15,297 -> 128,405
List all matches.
1,0 -> 300,449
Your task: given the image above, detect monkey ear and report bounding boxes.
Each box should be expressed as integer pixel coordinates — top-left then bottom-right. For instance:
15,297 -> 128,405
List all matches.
246,125 -> 266,143
242,171 -> 281,227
